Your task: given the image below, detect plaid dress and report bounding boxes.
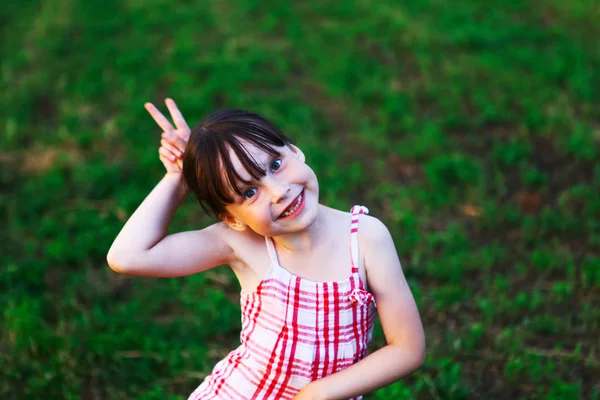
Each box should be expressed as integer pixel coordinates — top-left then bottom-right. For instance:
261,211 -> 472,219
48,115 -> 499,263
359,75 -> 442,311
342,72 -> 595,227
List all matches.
188,206 -> 377,400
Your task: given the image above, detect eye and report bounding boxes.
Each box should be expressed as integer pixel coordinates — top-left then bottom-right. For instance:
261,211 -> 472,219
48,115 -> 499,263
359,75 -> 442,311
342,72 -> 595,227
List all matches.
271,159 -> 282,171
243,188 -> 257,199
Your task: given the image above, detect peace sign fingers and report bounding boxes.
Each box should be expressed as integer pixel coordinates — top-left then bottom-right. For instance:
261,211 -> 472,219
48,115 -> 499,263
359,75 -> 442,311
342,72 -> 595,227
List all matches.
144,102 -> 175,133
165,98 -> 190,138
146,98 -> 192,174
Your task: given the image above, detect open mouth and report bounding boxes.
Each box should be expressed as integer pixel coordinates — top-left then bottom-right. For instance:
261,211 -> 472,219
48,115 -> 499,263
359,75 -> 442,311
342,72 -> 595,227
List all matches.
278,190 -> 305,219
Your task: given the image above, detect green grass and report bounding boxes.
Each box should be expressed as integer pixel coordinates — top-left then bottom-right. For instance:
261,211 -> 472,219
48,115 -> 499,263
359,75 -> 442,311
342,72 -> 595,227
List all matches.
1,0 -> 599,398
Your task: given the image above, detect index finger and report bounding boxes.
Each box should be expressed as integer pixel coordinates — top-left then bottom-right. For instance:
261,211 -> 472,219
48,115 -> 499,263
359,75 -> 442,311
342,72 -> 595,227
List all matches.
165,98 -> 190,132
144,102 -> 175,133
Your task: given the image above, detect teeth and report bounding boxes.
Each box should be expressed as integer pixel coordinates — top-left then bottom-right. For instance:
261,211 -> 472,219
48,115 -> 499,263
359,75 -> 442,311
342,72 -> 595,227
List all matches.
281,193 -> 303,217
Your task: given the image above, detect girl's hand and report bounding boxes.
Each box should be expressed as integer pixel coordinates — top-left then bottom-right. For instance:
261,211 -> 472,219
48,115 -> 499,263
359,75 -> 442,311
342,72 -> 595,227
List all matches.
292,383 -> 326,400
144,98 -> 191,174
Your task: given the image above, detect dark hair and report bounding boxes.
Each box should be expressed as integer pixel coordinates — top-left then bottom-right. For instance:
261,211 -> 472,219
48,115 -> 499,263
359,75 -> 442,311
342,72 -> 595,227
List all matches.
181,109 -> 294,217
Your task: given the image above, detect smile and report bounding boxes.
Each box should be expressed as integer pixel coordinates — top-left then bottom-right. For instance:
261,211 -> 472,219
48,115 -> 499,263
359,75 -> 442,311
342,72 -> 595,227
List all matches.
279,190 -> 305,219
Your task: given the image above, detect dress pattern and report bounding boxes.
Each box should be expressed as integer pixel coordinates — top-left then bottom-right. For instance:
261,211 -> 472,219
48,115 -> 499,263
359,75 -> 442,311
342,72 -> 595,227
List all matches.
188,206 -> 377,400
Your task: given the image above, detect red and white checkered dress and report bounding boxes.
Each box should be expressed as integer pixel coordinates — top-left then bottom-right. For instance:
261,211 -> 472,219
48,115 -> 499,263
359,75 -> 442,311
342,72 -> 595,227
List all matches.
189,206 -> 377,400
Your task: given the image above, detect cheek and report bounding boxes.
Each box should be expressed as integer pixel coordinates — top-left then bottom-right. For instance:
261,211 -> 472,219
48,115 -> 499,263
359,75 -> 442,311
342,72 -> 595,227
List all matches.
304,166 -> 318,186
248,201 -> 273,222
293,162 -> 314,180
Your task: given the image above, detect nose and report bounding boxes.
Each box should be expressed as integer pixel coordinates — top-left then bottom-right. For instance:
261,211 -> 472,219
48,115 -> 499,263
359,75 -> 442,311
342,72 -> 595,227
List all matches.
264,176 -> 290,204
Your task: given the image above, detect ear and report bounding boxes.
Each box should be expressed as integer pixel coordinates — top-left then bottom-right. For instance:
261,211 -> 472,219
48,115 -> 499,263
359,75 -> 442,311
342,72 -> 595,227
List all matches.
219,213 -> 247,232
288,144 -> 305,162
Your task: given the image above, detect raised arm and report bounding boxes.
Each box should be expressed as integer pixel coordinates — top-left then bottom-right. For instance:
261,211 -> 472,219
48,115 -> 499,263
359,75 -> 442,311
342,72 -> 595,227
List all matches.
106,99 -> 236,277
106,173 -> 234,277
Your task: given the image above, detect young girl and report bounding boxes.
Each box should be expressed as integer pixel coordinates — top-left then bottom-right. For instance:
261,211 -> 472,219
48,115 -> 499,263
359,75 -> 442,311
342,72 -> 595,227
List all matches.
107,99 -> 426,400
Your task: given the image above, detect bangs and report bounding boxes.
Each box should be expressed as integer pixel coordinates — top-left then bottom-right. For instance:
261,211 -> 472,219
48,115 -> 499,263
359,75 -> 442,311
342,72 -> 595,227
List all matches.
214,135 -> 282,202
183,111 -> 292,216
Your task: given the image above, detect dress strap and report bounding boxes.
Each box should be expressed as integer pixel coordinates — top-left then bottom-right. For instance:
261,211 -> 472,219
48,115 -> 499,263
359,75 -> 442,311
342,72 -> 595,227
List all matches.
350,205 -> 369,274
264,236 -> 279,265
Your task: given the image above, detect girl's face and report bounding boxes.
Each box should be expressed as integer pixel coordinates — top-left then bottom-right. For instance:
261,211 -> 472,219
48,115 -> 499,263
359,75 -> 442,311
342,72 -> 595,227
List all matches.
221,142 -> 319,237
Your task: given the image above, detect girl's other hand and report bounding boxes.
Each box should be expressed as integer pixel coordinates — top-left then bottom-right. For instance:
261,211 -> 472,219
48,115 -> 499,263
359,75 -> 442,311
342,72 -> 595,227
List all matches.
144,98 -> 191,174
292,382 -> 326,400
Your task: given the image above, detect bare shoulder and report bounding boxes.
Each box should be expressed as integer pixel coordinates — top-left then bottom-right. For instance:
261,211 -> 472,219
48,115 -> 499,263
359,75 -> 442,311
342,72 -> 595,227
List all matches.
327,207 -> 393,257
190,221 -> 257,267
357,213 -> 393,250
209,220 -> 238,246
212,221 -> 257,255
218,223 -> 271,269
356,213 -> 399,279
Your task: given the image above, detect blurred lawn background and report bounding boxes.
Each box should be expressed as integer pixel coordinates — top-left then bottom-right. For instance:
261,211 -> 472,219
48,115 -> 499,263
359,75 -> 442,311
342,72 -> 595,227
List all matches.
1,0 -> 599,399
